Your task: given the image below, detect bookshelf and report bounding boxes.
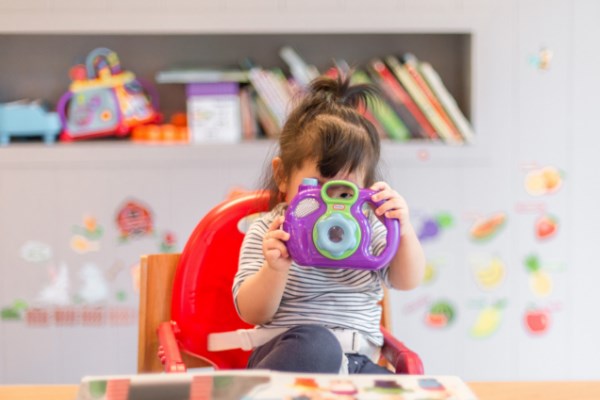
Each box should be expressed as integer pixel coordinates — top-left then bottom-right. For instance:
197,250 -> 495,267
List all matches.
0,33 -> 471,126
0,32 -> 479,166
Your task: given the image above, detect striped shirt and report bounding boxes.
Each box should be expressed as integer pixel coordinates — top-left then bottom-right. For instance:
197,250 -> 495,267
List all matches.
232,203 -> 391,346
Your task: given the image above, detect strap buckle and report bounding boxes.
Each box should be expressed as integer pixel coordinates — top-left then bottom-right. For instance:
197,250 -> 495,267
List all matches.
350,330 -> 360,353
236,329 -> 254,351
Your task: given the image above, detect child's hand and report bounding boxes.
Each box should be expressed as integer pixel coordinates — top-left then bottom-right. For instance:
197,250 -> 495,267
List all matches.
263,215 -> 292,272
370,181 -> 412,235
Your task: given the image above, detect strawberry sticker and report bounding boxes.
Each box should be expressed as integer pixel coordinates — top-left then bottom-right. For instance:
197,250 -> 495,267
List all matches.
535,214 -> 558,240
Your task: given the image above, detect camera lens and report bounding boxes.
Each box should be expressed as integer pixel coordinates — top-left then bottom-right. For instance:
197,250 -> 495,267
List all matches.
328,225 -> 344,243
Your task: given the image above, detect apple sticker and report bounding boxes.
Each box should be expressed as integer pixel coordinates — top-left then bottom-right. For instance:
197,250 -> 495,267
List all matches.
524,306 -> 550,335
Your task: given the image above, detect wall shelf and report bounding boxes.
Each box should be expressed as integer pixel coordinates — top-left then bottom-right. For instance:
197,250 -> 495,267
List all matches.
0,139 -> 488,170
0,33 -> 471,121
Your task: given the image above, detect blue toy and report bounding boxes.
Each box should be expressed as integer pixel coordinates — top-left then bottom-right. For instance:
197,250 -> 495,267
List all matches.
0,101 -> 61,146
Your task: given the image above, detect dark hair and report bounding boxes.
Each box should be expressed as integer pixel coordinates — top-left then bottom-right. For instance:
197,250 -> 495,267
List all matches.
261,71 -> 382,208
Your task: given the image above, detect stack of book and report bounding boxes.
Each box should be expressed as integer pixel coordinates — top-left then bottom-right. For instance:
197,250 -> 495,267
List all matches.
245,67 -> 298,139
366,54 -> 474,144
156,50 -> 474,144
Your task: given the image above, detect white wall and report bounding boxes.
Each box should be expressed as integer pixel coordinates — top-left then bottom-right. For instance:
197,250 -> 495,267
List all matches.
1,0 -> 599,383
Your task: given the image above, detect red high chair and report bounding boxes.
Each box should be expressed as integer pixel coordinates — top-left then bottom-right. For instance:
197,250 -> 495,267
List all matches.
137,191 -> 423,374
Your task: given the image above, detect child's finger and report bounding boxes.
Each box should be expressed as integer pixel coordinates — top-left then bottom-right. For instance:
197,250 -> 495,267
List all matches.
268,229 -> 290,242
375,198 -> 403,216
274,241 -> 289,259
267,215 -> 285,232
375,203 -> 393,216
265,248 -> 282,261
266,241 -> 289,259
370,181 -> 390,192
384,209 -> 402,220
371,188 -> 393,203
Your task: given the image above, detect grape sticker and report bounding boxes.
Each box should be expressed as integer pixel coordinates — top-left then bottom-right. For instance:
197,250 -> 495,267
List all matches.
417,212 -> 454,242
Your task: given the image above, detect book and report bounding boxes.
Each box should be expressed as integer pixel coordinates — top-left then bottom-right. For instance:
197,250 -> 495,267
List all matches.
402,53 -> 465,142
324,63 -> 392,140
77,371 -> 478,400
386,56 -> 461,144
253,94 -> 280,138
239,86 -> 259,140
156,68 -> 249,84
351,71 -> 411,141
271,67 -> 298,116
359,101 -> 391,140
367,58 -> 438,140
419,61 -> 476,143
248,67 -> 294,129
279,46 -> 320,87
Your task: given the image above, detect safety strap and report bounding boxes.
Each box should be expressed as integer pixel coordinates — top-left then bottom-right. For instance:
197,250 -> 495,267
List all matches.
208,327 -> 381,362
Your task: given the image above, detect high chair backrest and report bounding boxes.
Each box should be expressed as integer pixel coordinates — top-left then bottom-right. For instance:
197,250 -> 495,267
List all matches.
169,191 -> 271,369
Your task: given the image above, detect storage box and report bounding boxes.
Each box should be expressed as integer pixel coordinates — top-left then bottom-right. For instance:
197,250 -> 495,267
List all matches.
186,82 -> 242,143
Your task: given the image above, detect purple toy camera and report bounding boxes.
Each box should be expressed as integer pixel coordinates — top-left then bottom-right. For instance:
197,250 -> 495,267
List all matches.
283,178 -> 400,270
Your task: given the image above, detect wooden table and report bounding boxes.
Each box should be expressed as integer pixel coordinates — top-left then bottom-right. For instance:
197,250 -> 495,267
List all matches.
1,381 -> 600,400
0,385 -> 78,400
468,381 -> 600,400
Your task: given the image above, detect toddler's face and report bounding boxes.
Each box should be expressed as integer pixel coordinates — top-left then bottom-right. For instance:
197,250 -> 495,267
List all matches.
280,159 -> 365,203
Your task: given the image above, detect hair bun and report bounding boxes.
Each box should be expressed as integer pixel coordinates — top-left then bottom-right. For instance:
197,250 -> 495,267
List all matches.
308,70 -> 379,110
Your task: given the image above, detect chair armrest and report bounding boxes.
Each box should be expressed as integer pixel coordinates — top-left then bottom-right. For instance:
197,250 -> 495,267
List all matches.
381,326 -> 424,375
157,321 -> 187,373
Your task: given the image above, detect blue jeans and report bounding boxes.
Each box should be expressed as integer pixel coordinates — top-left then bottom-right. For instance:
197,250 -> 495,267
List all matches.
246,325 -> 392,374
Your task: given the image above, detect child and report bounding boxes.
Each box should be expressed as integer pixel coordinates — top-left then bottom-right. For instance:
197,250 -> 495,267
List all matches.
232,72 -> 425,374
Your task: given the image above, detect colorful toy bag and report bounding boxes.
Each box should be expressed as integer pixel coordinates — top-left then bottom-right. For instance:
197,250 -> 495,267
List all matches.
283,179 -> 400,270
57,47 -> 159,141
